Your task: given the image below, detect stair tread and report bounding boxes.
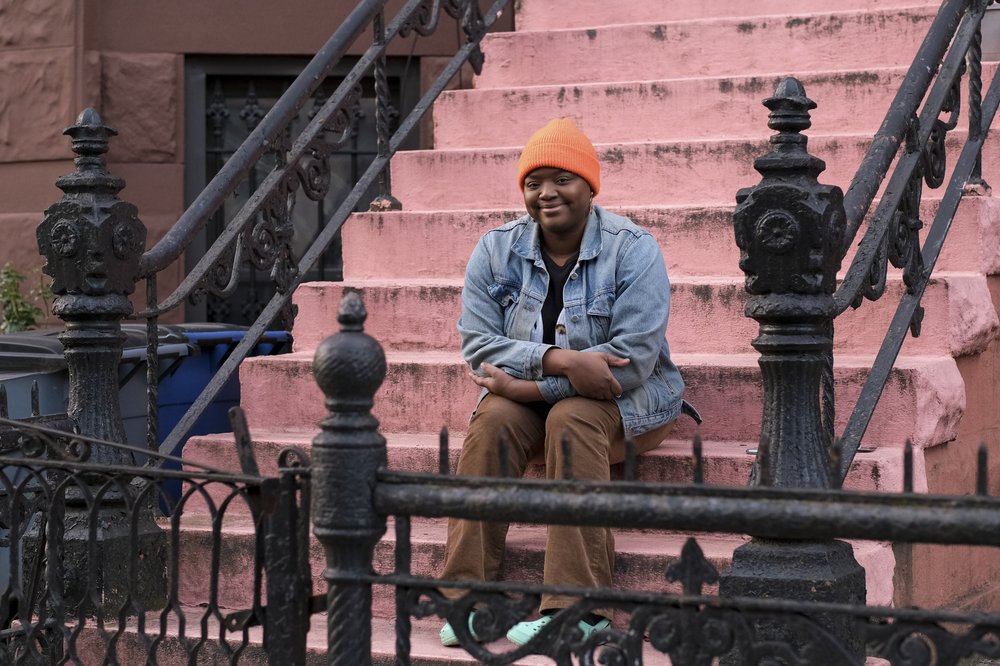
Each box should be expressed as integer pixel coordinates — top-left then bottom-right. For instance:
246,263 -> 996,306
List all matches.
256,348 -> 961,366
473,5 -> 938,87
173,511 -> 747,558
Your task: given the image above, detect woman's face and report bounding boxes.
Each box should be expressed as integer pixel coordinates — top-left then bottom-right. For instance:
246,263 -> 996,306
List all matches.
522,167 -> 592,240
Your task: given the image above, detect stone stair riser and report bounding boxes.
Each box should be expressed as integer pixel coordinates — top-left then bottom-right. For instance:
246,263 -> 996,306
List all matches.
341,198 -> 1000,281
174,517 -> 895,617
179,435 -> 905,518
474,7 -> 936,88
290,275 -> 999,358
390,133 -> 998,210
239,353 -> 964,448
436,65 -> 999,149
516,0 -> 937,31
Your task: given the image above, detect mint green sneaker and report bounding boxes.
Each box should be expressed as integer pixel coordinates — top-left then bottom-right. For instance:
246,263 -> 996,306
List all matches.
440,612 -> 479,647
506,614 -> 611,646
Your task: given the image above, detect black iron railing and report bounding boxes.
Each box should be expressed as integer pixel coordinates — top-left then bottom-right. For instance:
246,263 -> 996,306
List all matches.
32,0 -> 510,460
827,0 -> 998,477
732,0 -> 999,488
0,410 -> 311,665
142,0 -> 509,460
310,291 -> 1000,665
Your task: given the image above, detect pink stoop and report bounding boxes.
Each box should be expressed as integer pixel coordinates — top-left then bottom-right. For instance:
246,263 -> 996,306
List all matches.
240,351 -> 964,449
339,197 -> 1000,280
168,0 -> 1000,660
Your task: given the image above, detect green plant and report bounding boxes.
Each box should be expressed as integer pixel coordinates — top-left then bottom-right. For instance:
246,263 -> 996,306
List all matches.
0,263 -> 44,333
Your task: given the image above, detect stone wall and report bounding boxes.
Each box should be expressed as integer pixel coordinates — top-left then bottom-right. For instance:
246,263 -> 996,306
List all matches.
0,0 -> 512,324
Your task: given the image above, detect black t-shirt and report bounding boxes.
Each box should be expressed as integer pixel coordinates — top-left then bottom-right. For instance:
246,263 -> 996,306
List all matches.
540,251 -> 579,345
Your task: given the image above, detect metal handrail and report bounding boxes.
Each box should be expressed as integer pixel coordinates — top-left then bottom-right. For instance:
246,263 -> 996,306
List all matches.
137,0 -> 385,277
832,0 -> 999,479
150,0 -> 511,456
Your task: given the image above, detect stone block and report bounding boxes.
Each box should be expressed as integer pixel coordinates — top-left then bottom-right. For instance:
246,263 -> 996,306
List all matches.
0,49 -> 75,162
0,213 -> 46,272
0,0 -> 75,49
105,162 -> 184,215
101,52 -> 181,163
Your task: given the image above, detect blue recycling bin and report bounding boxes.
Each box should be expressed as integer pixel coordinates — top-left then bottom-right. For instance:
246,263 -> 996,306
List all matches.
125,324 -> 291,512
144,324 -> 291,455
0,324 -> 291,508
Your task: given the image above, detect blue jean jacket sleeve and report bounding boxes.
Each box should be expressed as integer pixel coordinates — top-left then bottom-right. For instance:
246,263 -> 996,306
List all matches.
458,233 -> 552,380
537,233 -> 670,403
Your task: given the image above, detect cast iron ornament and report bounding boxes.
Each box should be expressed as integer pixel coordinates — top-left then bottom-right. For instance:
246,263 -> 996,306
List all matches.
37,109 -> 146,298
733,78 -> 845,297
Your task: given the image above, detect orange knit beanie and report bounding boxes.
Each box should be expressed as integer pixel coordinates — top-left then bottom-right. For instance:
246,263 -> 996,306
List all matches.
516,118 -> 600,195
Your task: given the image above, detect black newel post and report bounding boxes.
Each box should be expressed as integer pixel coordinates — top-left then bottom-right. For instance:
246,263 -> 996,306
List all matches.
35,108 -> 165,614
38,108 -> 145,457
720,79 -> 866,661
312,291 -> 387,665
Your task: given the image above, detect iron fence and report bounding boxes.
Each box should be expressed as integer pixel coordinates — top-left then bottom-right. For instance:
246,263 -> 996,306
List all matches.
0,293 -> 999,664
4,0 -> 1000,663
0,411 -> 311,665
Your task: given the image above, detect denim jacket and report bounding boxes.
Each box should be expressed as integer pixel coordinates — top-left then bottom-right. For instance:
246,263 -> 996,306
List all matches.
458,205 -> 685,436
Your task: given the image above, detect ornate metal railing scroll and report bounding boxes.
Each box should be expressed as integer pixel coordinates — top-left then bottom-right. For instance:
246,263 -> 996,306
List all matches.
830,0 -> 1000,477
311,292 -> 1000,666
34,1 -> 509,460
134,0 -> 510,461
0,408 -> 312,664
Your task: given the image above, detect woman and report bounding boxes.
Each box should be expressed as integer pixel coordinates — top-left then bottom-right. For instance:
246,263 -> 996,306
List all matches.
439,118 -> 685,647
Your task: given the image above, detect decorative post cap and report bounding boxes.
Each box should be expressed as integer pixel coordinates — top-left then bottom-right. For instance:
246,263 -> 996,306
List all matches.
37,108 -> 145,302
752,76 -> 826,179
764,77 -> 816,134
313,291 -> 387,411
733,78 -> 845,296
64,108 -> 118,157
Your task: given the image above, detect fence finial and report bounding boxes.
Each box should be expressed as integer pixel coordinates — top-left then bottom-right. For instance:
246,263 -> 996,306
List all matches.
312,290 -> 388,665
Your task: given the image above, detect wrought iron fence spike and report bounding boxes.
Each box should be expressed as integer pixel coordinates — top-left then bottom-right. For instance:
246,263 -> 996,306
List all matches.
903,440 -> 914,494
229,406 -> 260,477
395,515 -> 412,575
623,435 -> 637,482
829,438 -> 843,490
439,426 -> 450,475
665,537 -> 718,596
0,384 -> 7,419
756,438 -> 772,487
977,443 -> 988,496
561,430 -> 574,481
692,433 -> 704,485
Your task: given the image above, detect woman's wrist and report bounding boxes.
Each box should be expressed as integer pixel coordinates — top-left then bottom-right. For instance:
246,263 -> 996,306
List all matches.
542,347 -> 576,376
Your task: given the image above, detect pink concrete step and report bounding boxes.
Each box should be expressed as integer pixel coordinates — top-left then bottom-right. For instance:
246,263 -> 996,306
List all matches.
516,0 -> 937,31
435,65 -> 999,148
174,511 -> 896,617
290,274 -> 999,358
474,6 -> 937,88
391,132 -> 999,210
173,511 -> 736,611
184,430 -> 911,503
239,351 -> 964,449
341,198 -> 1000,280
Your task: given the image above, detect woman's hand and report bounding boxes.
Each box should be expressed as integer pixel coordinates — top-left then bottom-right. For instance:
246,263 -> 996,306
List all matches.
470,363 -> 543,402
544,348 -> 630,400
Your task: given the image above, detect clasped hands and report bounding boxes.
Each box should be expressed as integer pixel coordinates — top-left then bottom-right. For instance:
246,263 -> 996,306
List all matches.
470,348 -> 629,402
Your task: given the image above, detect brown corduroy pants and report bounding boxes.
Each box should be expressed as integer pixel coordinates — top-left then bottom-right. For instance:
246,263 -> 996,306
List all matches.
440,393 -> 676,618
